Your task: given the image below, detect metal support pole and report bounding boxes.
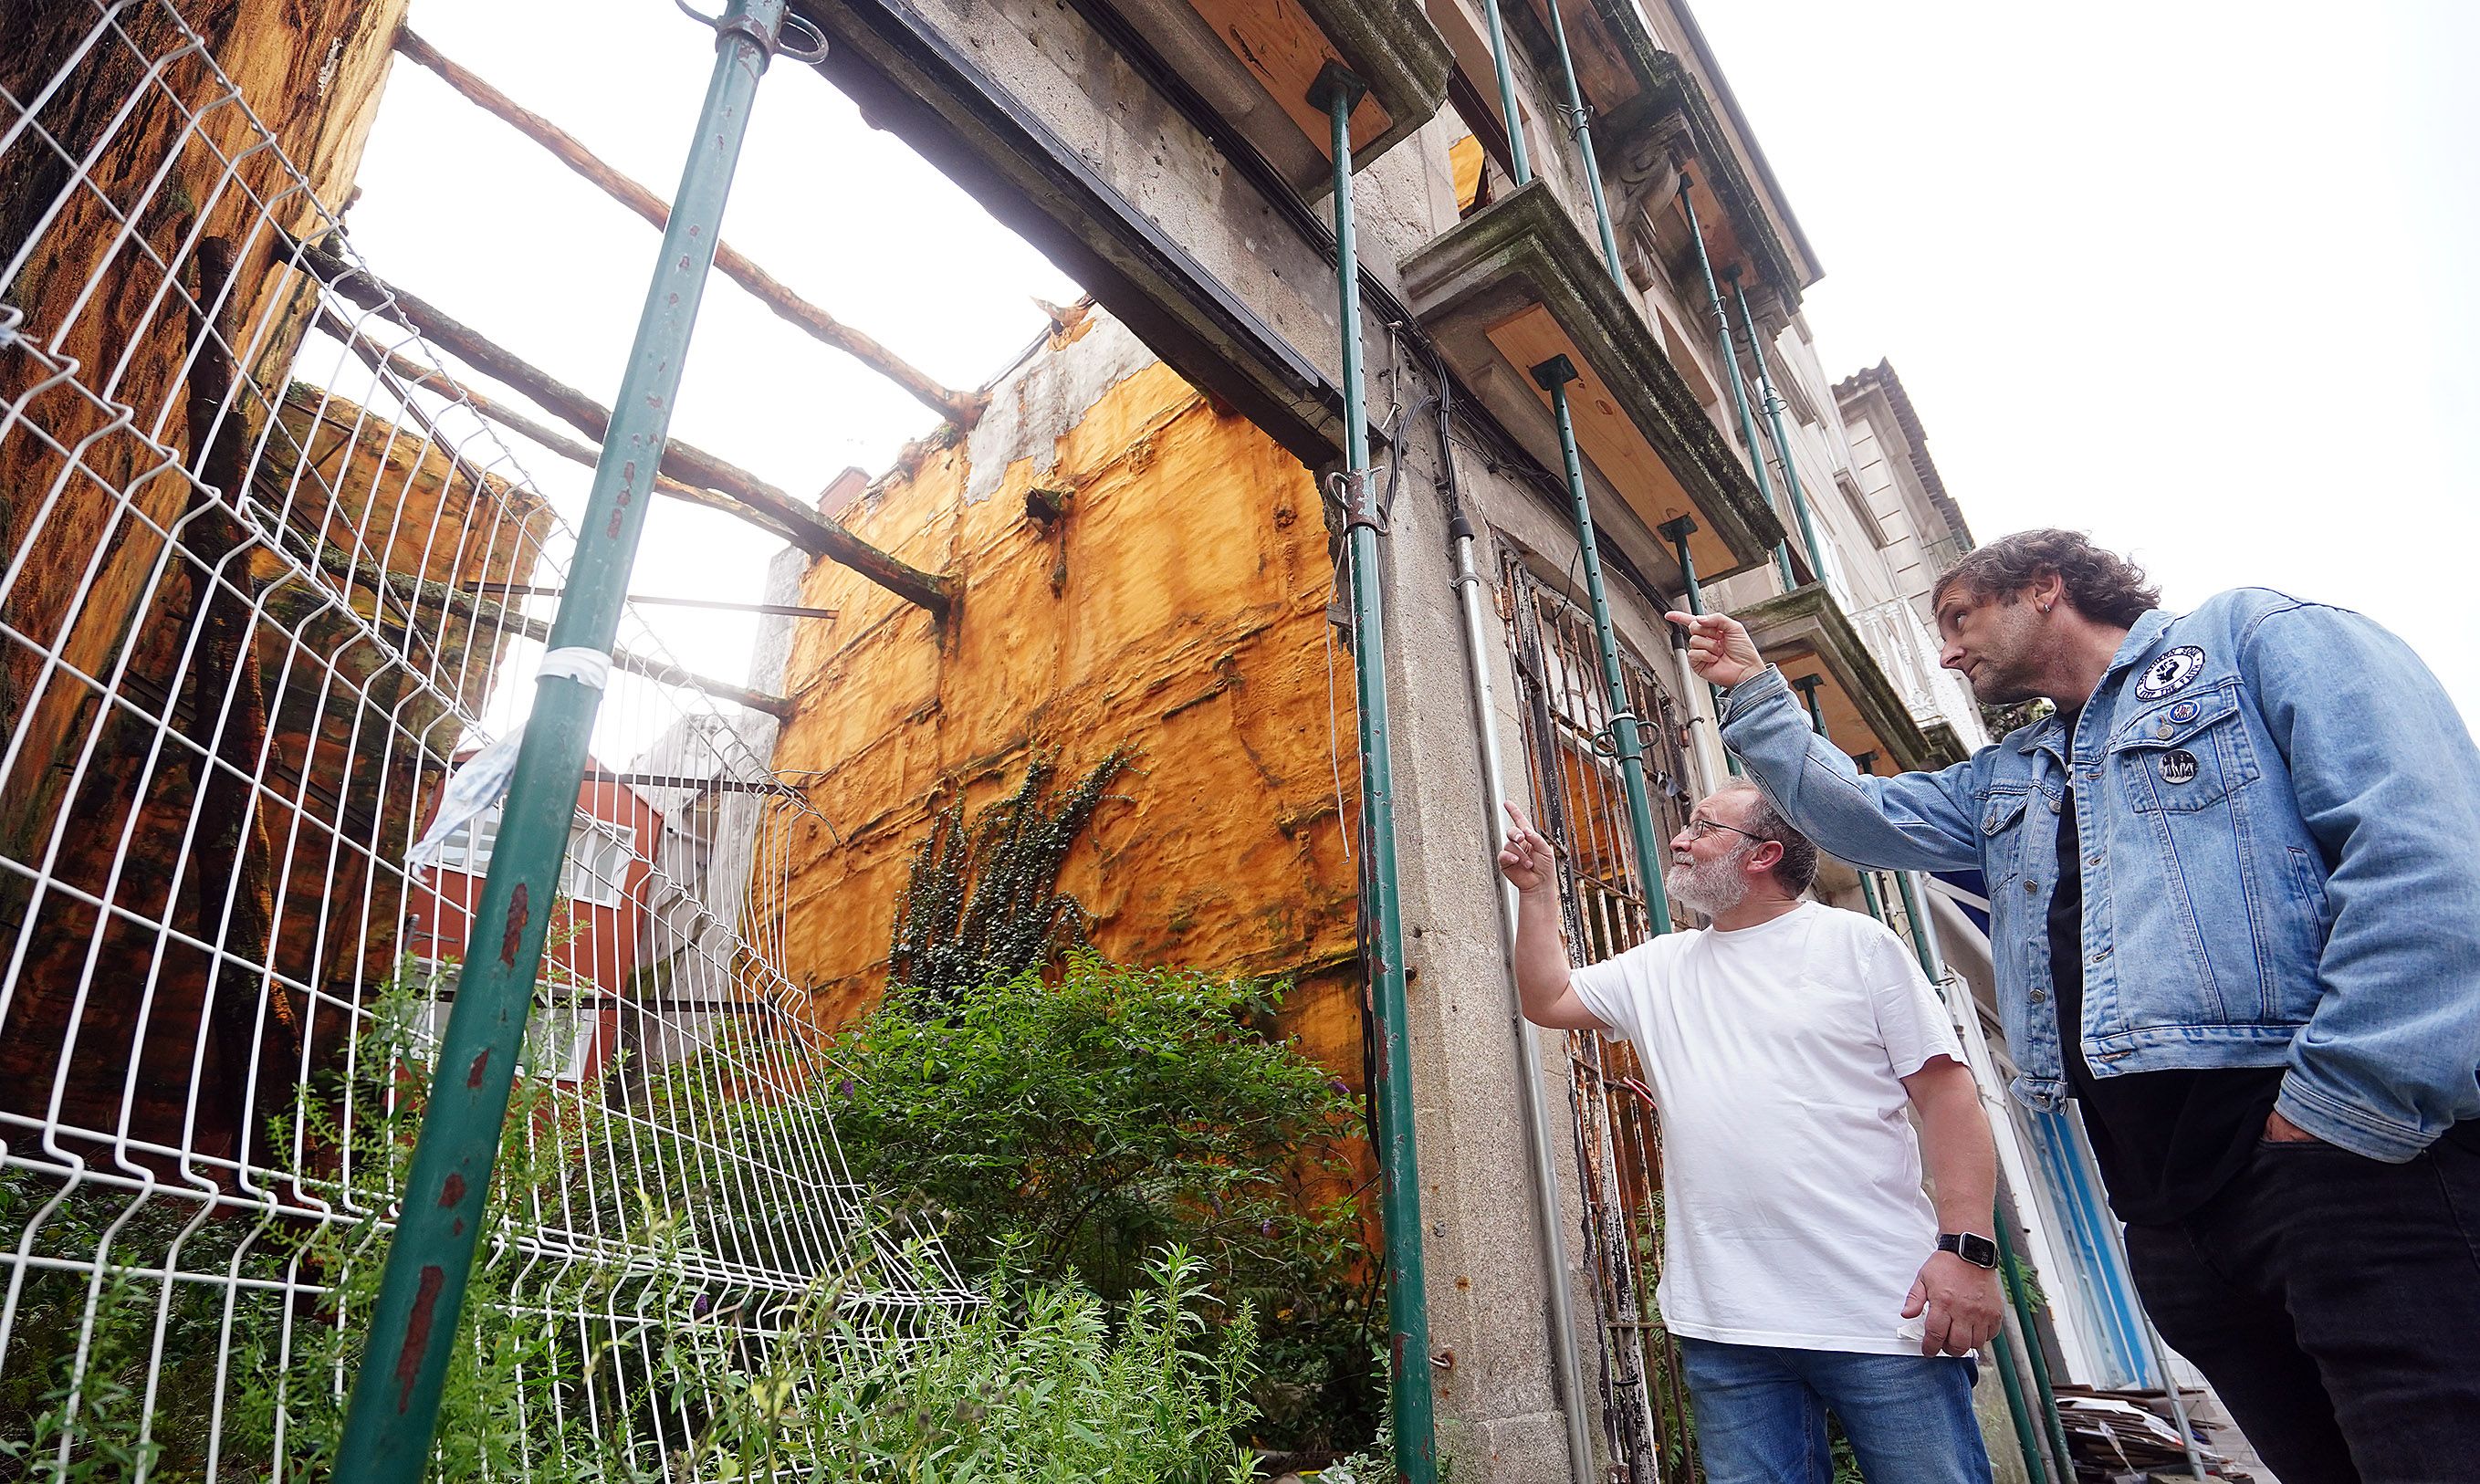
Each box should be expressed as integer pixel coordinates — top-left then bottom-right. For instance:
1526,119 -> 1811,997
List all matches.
1893,868 -> 1937,979
1857,868 -> 1887,927
1314,62 -> 1439,1484
1658,516 -> 1733,785
1792,673 -> 1828,737
332,4 -> 788,1477
1476,0 -> 1533,185
1677,175 -> 1792,590
1994,1305 -> 2069,1484
1543,0 -> 1623,287
1997,1205 -> 2081,1481
1533,353 -> 1673,936
1728,271 -> 1825,583
1902,878 -> 2081,1484
2079,1126 -> 2213,1480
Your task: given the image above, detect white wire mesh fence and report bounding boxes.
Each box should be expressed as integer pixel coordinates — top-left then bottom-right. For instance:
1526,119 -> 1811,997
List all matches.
1,4 -> 959,1477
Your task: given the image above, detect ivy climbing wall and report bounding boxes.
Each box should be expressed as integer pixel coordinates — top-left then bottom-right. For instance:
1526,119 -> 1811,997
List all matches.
765,308 -> 1368,1092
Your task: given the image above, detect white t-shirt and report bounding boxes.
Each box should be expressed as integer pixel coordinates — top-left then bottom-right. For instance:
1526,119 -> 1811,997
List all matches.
1569,901 -> 1966,1356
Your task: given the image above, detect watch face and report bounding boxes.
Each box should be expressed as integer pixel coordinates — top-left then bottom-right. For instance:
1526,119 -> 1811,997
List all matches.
1944,1233 -> 1999,1268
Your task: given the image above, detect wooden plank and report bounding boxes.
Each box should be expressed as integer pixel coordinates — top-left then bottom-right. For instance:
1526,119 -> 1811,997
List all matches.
1188,0 -> 1391,157
1483,302 -> 1738,580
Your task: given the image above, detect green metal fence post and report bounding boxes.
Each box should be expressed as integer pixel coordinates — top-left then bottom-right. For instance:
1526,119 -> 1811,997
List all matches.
333,4 -> 792,1477
1313,61 -> 1439,1484
1532,353 -> 1672,936
1728,269 -> 1825,582
1677,174 -> 1792,591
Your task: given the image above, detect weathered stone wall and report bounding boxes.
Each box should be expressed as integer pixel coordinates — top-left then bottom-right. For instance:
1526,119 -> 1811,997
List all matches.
767,312 -> 1362,1077
2,0 -> 407,880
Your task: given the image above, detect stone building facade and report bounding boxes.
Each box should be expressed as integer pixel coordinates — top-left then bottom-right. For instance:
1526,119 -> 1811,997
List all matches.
748,0 -> 2094,1478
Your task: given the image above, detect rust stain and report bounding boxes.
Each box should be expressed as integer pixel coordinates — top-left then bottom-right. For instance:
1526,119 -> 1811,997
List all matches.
440,1172 -> 466,1207
396,1263 -> 446,1413
466,1049 -> 489,1089
498,882 -> 528,966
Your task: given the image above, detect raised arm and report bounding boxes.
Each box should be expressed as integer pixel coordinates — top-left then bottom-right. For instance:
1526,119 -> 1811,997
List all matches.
2243,598 -> 2480,1158
1497,804 -> 1614,1033
1670,611 -> 1986,872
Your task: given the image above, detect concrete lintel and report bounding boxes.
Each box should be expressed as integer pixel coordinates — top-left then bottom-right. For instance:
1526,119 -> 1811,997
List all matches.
1735,581 -> 1959,771
792,0 -> 1348,468
1401,179 -> 1785,580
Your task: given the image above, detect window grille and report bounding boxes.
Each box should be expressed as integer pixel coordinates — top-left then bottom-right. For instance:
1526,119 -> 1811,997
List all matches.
1501,554 -> 1702,1483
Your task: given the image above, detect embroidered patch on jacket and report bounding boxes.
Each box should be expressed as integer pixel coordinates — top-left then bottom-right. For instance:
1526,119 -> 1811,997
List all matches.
2134,645 -> 2206,700
2161,749 -> 2201,786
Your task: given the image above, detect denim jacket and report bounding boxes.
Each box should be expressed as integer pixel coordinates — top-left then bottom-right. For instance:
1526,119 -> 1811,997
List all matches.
1719,589 -> 2480,1161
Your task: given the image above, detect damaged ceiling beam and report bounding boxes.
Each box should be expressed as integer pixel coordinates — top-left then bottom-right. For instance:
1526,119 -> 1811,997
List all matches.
286,233 -> 957,617
394,26 -> 988,431
319,547 -> 798,718
316,309 -> 806,543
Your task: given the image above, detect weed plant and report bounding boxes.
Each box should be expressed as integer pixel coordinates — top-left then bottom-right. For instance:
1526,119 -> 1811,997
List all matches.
0,961 -> 1264,1481
830,955 -> 1382,1453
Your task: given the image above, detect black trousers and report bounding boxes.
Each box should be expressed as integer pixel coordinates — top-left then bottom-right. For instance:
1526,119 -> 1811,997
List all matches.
2121,1124 -> 2480,1484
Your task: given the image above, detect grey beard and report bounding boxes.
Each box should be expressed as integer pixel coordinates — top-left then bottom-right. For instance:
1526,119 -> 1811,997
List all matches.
1670,852 -> 1751,916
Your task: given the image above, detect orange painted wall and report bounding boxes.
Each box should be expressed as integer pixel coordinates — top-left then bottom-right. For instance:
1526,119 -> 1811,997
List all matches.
765,338 -> 1370,1092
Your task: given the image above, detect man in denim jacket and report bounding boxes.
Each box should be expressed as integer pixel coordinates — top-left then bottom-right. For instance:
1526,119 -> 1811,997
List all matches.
1669,529 -> 2480,1483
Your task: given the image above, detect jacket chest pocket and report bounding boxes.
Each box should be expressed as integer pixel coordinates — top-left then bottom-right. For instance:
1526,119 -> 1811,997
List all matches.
2111,685 -> 2258,814
1982,786 -> 2036,887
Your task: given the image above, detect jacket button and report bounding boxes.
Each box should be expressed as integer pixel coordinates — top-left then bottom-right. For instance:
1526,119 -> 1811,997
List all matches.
2030,987 -> 2049,1002
2025,879 -> 2038,894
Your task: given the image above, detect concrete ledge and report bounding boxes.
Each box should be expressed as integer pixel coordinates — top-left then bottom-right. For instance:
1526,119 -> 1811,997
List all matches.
1733,582 -> 1959,771
1400,178 -> 1784,581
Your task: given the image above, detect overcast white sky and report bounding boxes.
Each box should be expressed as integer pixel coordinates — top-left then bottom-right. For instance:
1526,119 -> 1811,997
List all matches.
352,2 -> 2478,736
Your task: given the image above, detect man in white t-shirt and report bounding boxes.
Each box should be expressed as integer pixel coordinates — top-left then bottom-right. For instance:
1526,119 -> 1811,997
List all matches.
1501,782 -> 2004,1484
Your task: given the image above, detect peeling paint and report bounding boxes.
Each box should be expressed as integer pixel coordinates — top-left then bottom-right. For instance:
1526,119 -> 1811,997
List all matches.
395,1264 -> 445,1413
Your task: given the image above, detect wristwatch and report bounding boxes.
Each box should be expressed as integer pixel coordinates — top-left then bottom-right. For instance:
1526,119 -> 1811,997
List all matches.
1938,1232 -> 1999,1270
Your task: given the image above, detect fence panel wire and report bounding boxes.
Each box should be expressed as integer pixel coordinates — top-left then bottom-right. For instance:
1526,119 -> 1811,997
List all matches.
1501,557 -> 1701,1484
1,5 -> 959,1477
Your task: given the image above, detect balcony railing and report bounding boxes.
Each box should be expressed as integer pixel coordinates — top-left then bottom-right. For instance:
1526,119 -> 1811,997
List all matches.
1849,598 -> 1987,751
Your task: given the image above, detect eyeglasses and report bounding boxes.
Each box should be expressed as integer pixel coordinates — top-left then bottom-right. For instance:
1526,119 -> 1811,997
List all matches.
1680,816 -> 1767,844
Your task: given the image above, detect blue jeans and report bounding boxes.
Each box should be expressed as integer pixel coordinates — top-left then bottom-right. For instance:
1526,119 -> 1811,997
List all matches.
1679,1337 -> 1993,1484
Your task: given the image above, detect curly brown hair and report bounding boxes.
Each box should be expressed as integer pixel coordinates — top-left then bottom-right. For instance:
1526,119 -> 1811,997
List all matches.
1931,529 -> 2161,629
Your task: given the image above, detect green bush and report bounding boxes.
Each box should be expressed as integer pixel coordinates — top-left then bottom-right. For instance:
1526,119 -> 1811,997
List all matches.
0,962 -> 1274,1481
829,956 -> 1381,1453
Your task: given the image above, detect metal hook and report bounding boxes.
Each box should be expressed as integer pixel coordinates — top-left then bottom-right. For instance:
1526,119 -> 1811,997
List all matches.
673,1 -> 830,64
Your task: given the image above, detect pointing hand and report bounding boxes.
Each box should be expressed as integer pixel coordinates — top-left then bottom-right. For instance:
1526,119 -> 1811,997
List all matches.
1664,611 -> 1763,688
1498,803 -> 1557,895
